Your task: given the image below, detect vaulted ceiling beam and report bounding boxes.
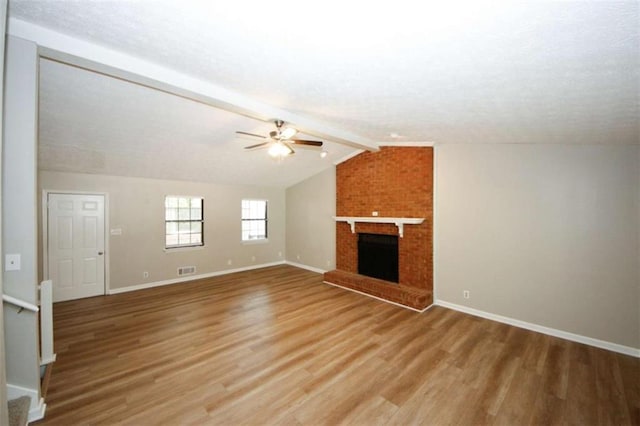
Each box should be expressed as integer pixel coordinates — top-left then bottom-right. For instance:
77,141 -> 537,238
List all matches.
9,18 -> 379,152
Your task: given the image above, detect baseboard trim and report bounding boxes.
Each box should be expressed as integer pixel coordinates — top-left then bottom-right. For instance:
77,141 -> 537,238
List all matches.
30,398 -> 46,422
323,280 -> 433,313
108,261 -> 286,295
435,300 -> 640,358
7,384 -> 46,422
284,261 -> 327,274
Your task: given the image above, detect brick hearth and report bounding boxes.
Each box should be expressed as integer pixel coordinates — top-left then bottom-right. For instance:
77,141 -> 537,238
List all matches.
324,146 -> 433,310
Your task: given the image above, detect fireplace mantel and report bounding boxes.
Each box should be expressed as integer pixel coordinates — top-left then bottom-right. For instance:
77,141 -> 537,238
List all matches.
333,216 -> 424,238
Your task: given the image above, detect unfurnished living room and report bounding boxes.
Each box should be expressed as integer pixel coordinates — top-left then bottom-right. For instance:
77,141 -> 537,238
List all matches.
1,1 -> 639,425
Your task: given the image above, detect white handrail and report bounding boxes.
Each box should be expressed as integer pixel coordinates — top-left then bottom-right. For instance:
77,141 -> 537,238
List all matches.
2,293 -> 39,312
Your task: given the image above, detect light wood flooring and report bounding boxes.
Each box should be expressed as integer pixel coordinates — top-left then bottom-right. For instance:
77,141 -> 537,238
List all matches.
36,265 -> 639,425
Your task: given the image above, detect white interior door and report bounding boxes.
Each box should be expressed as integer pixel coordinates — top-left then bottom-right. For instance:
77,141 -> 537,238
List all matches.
47,193 -> 105,302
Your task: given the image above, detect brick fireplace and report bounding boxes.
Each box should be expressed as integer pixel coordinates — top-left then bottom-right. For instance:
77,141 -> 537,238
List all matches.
323,146 -> 433,310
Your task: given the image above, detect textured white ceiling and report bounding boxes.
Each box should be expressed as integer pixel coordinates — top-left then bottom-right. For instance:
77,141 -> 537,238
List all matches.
38,59 -> 354,186
9,0 -> 640,186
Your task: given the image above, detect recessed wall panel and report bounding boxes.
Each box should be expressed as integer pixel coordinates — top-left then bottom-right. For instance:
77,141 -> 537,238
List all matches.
57,259 -> 73,289
83,216 -> 97,248
57,216 -> 73,250
83,257 -> 97,285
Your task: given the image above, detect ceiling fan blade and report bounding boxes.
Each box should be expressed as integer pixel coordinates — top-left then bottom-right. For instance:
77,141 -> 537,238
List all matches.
236,131 -> 267,139
244,142 -> 270,150
291,139 -> 323,147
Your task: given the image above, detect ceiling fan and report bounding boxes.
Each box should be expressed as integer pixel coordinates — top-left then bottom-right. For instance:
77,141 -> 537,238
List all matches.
236,120 -> 323,158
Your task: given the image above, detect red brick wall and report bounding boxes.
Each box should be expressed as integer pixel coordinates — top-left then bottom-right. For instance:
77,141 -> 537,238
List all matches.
325,147 -> 433,309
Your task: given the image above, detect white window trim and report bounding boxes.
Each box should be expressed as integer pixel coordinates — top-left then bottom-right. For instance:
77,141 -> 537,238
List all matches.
163,245 -> 207,253
241,239 -> 269,245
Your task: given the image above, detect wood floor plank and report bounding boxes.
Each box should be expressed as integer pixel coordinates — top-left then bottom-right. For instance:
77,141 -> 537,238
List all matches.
564,346 -> 599,425
386,360 -> 462,425
34,265 -> 638,425
618,354 -> 640,425
529,391 -> 565,426
492,367 -> 542,425
541,340 -> 571,399
593,347 -> 633,425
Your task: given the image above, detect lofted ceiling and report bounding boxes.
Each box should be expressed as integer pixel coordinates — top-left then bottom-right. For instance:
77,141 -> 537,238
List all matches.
8,0 -> 640,187
37,58 -> 355,187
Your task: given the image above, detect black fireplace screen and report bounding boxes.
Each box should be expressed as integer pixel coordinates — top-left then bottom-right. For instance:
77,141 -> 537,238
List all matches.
357,233 -> 399,283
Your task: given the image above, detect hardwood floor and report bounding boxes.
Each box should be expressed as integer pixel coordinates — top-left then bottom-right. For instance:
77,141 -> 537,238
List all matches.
36,265 -> 639,425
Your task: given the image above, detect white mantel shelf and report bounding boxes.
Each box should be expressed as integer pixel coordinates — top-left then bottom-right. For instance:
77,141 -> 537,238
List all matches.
333,216 -> 425,238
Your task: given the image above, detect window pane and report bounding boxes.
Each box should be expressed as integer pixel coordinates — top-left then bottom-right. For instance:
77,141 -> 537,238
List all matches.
178,222 -> 190,233
166,235 -> 178,246
166,222 -> 178,234
191,208 -> 202,220
190,198 -> 202,208
243,226 -> 251,240
165,208 -> 177,221
178,197 -> 189,208
178,208 -> 190,220
166,197 -> 178,208
241,200 -> 266,220
178,233 -> 190,245
191,222 -> 202,233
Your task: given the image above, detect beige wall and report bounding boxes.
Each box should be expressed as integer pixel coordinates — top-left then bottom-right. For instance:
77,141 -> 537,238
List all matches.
37,144 -> 640,352
435,144 -> 640,349
285,167 -> 336,271
39,171 -> 286,290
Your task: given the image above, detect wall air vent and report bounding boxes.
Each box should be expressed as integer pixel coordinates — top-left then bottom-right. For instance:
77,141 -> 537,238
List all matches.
177,266 -> 196,276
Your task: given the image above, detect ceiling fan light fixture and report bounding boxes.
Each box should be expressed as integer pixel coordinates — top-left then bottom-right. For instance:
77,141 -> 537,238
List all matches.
268,142 -> 293,158
238,120 -> 323,159
280,127 -> 298,139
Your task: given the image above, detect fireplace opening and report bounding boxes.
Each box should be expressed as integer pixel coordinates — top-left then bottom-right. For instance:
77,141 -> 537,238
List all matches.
358,233 -> 399,283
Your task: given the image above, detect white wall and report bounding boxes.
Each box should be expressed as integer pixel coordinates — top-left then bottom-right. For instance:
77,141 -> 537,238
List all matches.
435,144 -> 640,350
2,35 -> 42,414
39,171 -> 286,291
285,167 -> 336,272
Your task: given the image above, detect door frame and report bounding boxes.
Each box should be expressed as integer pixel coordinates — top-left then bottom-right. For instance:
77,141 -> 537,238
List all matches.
42,190 -> 110,296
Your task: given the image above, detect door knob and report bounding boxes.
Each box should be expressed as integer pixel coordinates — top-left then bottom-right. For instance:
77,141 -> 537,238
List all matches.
98,251 -> 104,255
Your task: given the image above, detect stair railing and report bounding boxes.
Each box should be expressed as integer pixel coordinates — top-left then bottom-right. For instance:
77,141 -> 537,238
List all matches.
2,293 -> 39,313
3,282 -> 56,364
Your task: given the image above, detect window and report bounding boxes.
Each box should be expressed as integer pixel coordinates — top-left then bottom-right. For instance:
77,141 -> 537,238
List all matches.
165,196 -> 204,248
242,199 -> 267,241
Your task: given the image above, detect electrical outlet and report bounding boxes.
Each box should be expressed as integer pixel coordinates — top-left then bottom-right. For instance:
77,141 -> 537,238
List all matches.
463,290 -> 470,299
227,259 -> 232,265
251,256 -> 256,262
278,251 -> 282,258
327,260 -> 331,267
296,254 -> 300,260
143,271 -> 149,279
